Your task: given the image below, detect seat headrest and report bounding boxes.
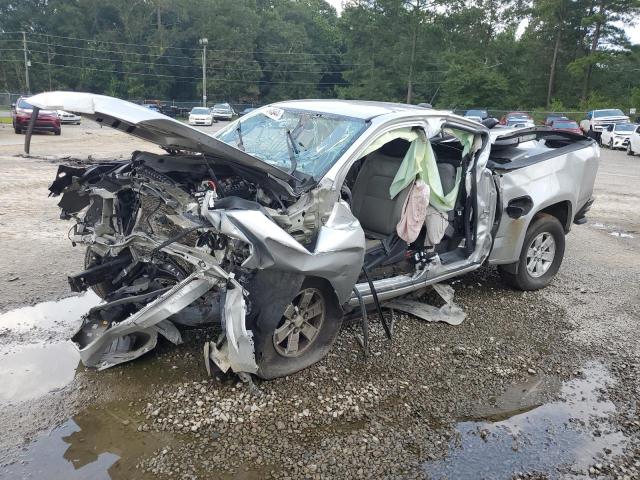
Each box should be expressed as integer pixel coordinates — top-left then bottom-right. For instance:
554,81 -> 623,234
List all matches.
379,138 -> 410,158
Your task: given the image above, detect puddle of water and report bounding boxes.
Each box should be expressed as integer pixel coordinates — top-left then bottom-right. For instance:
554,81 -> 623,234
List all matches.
609,231 -> 634,238
1,403 -> 174,480
0,291 -> 100,333
591,222 -> 635,238
0,342 -> 80,402
424,362 -> 626,479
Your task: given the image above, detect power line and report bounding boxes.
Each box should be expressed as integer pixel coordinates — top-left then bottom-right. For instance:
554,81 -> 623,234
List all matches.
4,31 -> 351,57
28,48 -> 448,75
24,39 -> 372,67
24,48 -> 373,75
30,60 -> 447,85
28,60 -> 353,85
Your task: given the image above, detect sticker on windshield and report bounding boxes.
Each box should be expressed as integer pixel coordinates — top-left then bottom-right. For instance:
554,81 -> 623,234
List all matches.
263,107 -> 284,121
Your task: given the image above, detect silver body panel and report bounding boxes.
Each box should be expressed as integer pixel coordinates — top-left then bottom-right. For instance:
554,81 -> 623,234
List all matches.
488,139 -> 599,265
32,93 -> 599,376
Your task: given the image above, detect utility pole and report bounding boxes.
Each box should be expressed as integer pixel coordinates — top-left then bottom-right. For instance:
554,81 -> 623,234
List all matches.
46,35 -> 52,91
22,31 -> 30,94
199,38 -> 208,107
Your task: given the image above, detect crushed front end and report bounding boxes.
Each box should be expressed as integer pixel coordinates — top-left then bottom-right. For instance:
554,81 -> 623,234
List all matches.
49,153 -> 293,374
50,150 -> 364,378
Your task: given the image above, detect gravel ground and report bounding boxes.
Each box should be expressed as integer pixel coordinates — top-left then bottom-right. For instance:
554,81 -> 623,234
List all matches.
0,123 -> 638,480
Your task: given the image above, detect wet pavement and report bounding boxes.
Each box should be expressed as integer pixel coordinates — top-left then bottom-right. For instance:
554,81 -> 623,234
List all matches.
0,128 -> 638,479
425,362 -> 627,479
2,402 -> 175,480
0,342 -> 80,402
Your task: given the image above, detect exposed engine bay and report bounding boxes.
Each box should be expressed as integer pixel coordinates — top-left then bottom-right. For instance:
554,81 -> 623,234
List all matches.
50,150 -> 364,377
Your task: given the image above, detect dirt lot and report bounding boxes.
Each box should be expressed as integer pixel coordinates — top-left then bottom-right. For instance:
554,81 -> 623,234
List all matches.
0,121 -> 638,480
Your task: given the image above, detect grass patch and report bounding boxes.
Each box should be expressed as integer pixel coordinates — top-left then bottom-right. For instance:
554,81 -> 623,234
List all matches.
0,117 -> 12,124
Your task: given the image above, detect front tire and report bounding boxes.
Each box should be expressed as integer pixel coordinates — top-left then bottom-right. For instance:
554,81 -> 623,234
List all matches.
14,125 -> 21,134
609,139 -> 614,150
627,143 -> 634,156
498,213 -> 565,291
252,278 -> 342,379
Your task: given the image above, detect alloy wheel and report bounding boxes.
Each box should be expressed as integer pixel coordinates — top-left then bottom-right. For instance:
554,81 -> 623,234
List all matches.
526,232 -> 556,278
273,288 -> 325,357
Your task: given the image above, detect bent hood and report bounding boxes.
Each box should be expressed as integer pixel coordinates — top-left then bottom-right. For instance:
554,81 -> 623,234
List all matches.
26,91 -> 293,182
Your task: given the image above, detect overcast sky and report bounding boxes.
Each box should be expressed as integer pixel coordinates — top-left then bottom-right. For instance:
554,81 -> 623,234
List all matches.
325,0 -> 640,45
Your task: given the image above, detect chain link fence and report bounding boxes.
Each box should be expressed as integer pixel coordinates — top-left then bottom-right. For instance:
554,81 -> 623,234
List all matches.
0,92 -> 22,110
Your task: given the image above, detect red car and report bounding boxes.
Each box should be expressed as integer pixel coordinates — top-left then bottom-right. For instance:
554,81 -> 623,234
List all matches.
549,119 -> 582,135
12,97 -> 61,135
499,111 -> 533,125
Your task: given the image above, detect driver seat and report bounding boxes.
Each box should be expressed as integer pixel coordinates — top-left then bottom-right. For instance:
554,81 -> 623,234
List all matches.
351,139 -> 411,249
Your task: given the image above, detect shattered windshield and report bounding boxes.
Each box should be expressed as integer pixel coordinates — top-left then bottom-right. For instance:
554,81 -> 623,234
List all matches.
216,107 -> 367,179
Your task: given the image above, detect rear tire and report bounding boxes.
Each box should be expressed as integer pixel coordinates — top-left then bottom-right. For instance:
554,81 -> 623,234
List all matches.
252,278 -> 342,379
498,213 -> 565,291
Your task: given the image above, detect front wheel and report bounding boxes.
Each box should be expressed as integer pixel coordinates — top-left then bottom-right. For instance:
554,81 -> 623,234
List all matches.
609,139 -> 614,150
14,126 -> 21,134
627,143 -> 635,156
498,213 -> 565,291
252,279 -> 342,379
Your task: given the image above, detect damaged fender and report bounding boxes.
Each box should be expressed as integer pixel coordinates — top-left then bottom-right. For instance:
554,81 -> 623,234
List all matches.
74,270 -> 219,369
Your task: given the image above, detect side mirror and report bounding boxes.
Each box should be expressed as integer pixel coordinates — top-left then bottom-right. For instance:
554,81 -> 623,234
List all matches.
10,103 -> 16,110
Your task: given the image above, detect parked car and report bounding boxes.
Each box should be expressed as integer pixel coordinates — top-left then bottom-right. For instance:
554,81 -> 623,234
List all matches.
549,119 -> 582,135
11,97 -> 61,135
505,117 -> 535,128
544,114 -> 568,126
212,103 -> 235,120
188,107 -> 215,126
600,123 -> 636,150
626,125 -> 640,156
239,107 -> 256,116
579,109 -> 630,141
464,109 -> 489,122
29,92 -> 599,379
56,110 -> 81,125
159,105 -> 178,118
500,111 -> 534,126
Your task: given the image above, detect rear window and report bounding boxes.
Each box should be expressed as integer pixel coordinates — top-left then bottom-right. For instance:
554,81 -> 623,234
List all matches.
466,109 -> 487,118
594,109 -> 624,118
614,124 -> 635,132
17,98 -> 33,109
553,121 -> 579,129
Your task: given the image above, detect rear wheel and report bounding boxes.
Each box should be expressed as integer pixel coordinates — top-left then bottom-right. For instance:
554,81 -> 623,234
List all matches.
498,213 -> 565,291
253,278 -> 342,379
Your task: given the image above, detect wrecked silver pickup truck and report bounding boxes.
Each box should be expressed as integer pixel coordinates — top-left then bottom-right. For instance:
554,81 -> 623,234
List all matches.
29,92 -> 599,379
